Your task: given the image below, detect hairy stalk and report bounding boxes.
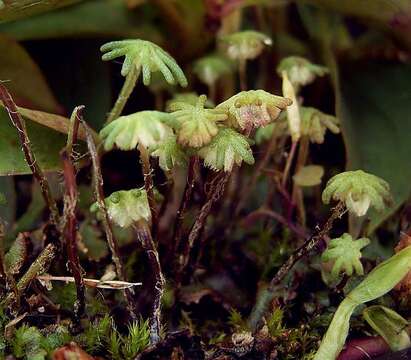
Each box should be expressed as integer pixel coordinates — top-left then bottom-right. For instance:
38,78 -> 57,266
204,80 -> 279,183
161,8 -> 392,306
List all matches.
134,220 -> 165,344
235,129 -> 278,216
172,157 -> 198,255
3,243 -> 56,307
106,67 -> 139,124
248,201 -> 346,330
61,150 -> 85,321
138,143 -> 157,235
0,82 -> 59,225
176,171 -> 230,286
238,59 -> 247,91
83,121 -> 137,316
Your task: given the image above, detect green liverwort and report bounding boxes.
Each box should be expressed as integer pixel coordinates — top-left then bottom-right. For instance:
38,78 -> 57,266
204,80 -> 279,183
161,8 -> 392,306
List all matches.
322,170 -> 392,217
168,94 -> 227,148
322,233 -> 370,278
100,111 -> 173,151
197,127 -> 254,172
217,90 -> 291,132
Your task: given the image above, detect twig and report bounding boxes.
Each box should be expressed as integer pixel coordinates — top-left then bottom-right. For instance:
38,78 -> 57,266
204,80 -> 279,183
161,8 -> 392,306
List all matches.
175,171 -> 230,286
248,202 -> 346,330
3,243 -> 56,307
138,143 -> 158,236
134,220 -> 165,345
172,157 -> 198,255
82,120 -> 137,316
37,275 -> 142,290
0,82 -> 59,225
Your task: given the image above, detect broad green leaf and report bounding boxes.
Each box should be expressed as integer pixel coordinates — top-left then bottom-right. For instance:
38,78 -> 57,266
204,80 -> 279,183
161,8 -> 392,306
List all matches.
339,62 -> 411,232
0,0 -> 82,22
0,0 -> 162,41
0,107 -> 66,175
0,34 -> 59,112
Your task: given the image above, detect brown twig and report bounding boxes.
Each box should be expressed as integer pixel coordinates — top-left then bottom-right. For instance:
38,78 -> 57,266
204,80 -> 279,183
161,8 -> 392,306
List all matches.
3,243 -> 56,308
0,82 -> 59,225
82,120 -> 137,317
134,220 -> 165,345
172,157 -> 198,255
248,201 -> 346,330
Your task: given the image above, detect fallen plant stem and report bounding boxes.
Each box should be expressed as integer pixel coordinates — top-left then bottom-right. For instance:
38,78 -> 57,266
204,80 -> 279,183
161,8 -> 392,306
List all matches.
134,220 -> 165,345
138,143 -> 158,235
83,120 -> 137,316
248,201 -> 346,330
3,243 -> 56,308
172,156 -> 198,255
37,275 -> 142,290
0,82 -> 59,226
106,67 -> 139,124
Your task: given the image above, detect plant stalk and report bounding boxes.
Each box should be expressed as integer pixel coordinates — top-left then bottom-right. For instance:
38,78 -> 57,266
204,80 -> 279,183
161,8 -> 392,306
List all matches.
83,120 -> 137,316
239,59 -> 247,91
138,143 -> 157,235
134,220 -> 165,344
0,82 -> 59,226
106,67 -> 139,124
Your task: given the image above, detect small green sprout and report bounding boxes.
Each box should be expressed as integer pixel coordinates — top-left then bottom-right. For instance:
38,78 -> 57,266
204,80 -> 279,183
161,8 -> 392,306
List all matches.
277,56 -> 328,89
322,233 -> 370,278
193,53 -> 233,87
101,39 -> 187,86
198,127 -> 254,172
91,188 -> 150,228
219,30 -> 272,61
168,94 -> 227,148
300,107 -> 340,144
150,135 -> 188,172
322,170 -> 392,217
217,90 -> 292,132
100,111 -> 173,151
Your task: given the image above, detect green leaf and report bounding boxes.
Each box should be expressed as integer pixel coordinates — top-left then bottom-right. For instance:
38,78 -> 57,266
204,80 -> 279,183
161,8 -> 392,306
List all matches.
0,0 -> 162,41
0,107 -> 66,175
363,305 -> 411,351
0,34 -> 59,112
338,62 -> 411,231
